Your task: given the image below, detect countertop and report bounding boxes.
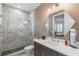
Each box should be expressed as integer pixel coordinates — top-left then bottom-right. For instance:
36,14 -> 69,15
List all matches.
34,37 -> 79,56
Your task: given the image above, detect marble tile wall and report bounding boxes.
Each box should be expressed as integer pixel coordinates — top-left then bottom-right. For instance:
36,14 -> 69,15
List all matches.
1,4 -> 33,52
0,4 -> 2,55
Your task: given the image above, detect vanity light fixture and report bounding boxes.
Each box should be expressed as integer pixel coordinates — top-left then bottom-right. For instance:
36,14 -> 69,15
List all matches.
53,3 -> 59,9
48,3 -> 59,12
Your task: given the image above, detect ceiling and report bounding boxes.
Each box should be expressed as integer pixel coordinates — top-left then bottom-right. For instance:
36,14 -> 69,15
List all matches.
5,3 -> 41,12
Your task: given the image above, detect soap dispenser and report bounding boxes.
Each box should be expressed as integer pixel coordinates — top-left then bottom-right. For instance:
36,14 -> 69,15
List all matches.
42,36 -> 46,40
64,35 -> 69,46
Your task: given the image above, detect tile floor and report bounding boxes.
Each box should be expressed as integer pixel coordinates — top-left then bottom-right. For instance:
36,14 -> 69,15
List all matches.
6,49 -> 34,56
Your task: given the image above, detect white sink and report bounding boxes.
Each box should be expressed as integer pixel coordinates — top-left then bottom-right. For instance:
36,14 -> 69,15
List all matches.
42,40 -> 58,47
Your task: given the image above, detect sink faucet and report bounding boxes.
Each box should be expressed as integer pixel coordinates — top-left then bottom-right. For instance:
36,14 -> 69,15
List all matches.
51,38 -> 59,44
51,38 -> 54,42
51,38 -> 53,41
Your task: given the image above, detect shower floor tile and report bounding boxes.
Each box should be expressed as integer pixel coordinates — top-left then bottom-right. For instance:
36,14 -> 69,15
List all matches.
6,50 -> 34,56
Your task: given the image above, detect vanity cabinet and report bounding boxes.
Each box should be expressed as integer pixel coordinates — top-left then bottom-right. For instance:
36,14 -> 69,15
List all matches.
34,42 -> 57,56
58,53 -> 65,56
34,42 -> 65,56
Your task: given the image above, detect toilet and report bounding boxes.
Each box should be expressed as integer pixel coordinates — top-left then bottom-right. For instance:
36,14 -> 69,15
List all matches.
24,45 -> 34,55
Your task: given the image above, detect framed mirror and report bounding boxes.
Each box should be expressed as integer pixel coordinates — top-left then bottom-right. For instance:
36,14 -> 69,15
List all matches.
54,14 -> 64,37
45,10 -> 75,39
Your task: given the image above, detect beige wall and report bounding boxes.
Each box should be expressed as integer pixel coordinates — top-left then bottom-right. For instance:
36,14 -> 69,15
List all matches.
34,4 -> 50,38
34,3 -> 63,38
35,3 -> 79,41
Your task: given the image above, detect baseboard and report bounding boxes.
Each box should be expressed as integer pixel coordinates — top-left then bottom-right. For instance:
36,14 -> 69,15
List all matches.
2,46 -> 25,56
